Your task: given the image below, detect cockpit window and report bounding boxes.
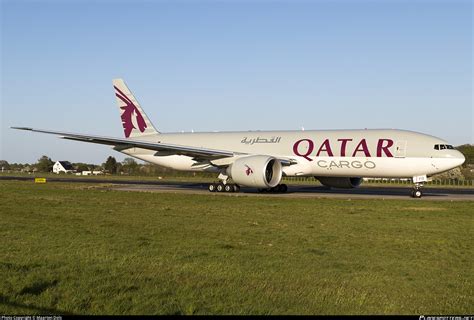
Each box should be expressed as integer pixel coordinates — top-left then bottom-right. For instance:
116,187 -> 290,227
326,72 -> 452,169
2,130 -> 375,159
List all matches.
434,144 -> 454,150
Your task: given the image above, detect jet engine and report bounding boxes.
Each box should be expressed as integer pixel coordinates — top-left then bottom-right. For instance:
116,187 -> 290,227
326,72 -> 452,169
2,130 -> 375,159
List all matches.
228,155 -> 282,188
316,177 -> 363,189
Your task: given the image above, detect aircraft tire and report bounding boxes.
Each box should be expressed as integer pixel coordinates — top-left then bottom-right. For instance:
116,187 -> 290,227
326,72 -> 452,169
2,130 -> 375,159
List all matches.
208,184 -> 217,192
413,189 -> 423,198
224,184 -> 233,192
216,183 -> 225,192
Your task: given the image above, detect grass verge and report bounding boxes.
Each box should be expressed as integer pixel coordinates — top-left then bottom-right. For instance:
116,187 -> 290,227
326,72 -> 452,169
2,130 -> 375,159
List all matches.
0,181 -> 472,314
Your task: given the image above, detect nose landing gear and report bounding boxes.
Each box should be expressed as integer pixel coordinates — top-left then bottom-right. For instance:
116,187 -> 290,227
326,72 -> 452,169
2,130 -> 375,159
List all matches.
411,175 -> 427,198
411,185 -> 423,198
411,175 -> 428,198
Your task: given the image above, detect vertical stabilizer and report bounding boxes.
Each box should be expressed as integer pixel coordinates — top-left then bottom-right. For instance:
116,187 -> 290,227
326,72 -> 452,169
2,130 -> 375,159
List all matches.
113,79 -> 159,138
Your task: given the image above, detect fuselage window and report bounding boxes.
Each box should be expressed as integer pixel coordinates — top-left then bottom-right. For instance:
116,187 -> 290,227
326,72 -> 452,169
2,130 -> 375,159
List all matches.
434,145 -> 439,150
440,145 -> 446,150
447,145 -> 454,149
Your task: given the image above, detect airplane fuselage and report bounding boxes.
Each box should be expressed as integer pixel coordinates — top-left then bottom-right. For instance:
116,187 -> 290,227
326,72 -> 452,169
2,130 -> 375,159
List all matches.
121,129 -> 465,178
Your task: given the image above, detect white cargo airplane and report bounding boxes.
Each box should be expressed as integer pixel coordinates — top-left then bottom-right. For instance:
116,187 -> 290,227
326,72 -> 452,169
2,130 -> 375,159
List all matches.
13,79 -> 465,198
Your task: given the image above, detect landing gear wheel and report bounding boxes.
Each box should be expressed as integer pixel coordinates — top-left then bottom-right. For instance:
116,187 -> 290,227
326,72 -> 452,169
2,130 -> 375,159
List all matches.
208,184 -> 217,192
412,189 -> 423,198
279,184 -> 288,193
216,183 -> 225,192
224,184 -> 233,192
233,185 -> 240,192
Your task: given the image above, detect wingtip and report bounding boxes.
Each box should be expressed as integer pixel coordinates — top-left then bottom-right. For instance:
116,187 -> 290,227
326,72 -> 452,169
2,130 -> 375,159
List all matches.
11,126 -> 33,131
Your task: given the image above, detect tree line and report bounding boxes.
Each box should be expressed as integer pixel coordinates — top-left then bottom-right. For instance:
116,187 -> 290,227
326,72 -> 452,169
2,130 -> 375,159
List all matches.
0,156 -> 213,177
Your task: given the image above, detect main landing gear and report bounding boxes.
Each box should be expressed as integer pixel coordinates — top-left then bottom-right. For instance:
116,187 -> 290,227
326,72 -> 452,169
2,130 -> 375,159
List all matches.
208,183 -> 240,193
208,183 -> 288,193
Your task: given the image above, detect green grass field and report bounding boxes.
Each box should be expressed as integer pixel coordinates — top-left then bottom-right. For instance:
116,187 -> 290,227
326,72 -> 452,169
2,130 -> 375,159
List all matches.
0,180 -> 472,315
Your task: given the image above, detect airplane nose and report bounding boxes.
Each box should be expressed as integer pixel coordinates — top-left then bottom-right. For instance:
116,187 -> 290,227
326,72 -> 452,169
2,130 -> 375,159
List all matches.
455,150 -> 466,167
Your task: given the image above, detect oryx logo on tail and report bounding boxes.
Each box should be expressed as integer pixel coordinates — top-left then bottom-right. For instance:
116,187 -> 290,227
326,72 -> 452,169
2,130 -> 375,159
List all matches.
114,85 -> 147,138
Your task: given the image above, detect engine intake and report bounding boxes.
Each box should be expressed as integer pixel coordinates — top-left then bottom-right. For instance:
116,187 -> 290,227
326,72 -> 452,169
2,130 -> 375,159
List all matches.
316,177 -> 363,189
228,155 -> 282,188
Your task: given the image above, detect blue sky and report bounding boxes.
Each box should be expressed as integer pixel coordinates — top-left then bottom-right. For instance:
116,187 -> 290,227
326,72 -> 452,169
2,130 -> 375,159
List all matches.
1,0 -> 472,164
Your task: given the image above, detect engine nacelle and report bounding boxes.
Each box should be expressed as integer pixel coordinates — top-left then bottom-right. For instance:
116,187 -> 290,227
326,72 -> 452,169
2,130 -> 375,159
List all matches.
316,177 -> 363,189
228,155 -> 282,188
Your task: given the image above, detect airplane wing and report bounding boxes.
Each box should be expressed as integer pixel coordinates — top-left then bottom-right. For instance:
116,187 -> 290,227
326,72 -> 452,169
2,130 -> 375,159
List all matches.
12,127 -> 236,159
12,127 -> 296,165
